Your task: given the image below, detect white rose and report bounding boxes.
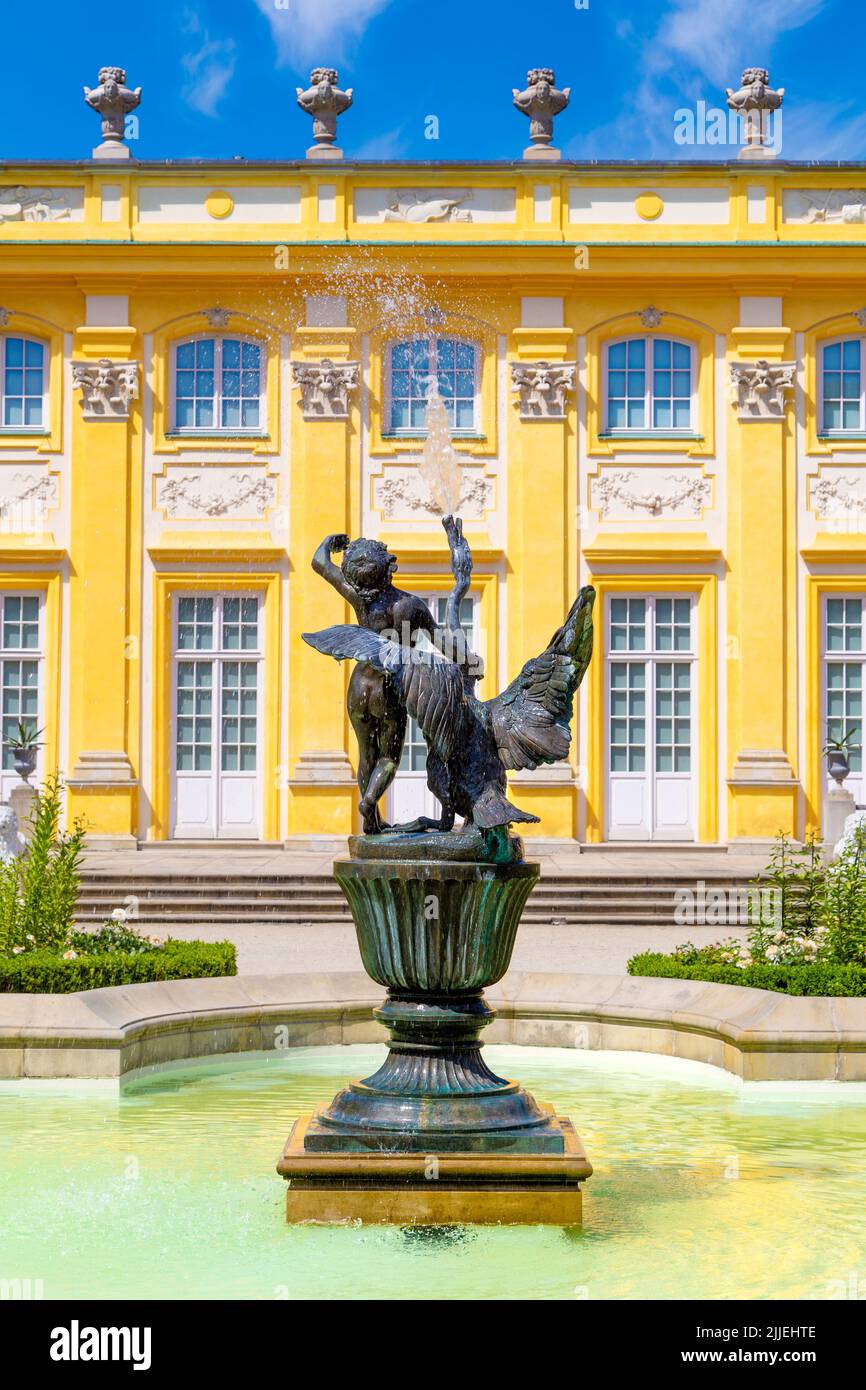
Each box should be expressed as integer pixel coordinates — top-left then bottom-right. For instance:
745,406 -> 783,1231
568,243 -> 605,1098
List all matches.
62,949 -> 77,961
111,908 -> 128,923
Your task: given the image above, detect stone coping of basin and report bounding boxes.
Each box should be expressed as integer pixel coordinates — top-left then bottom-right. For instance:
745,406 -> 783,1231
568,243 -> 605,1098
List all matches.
1,972 -> 866,1081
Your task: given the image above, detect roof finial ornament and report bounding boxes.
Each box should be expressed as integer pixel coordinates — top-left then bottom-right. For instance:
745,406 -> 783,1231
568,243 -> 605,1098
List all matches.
296,68 -> 353,160
83,66 -> 141,161
513,68 -> 570,162
725,68 -> 784,160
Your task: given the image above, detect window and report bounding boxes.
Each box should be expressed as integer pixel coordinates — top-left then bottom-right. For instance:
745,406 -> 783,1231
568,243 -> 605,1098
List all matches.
388,337 -> 478,434
824,597 -> 864,789
608,596 -> 694,775
821,338 -> 865,434
174,595 -> 261,774
605,336 -> 694,433
0,336 -> 47,430
172,336 -> 264,433
0,593 -> 41,774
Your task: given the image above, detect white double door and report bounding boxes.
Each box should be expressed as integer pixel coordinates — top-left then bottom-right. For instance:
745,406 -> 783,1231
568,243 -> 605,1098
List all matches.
389,593 -> 477,826
606,594 -> 697,841
170,594 -> 262,839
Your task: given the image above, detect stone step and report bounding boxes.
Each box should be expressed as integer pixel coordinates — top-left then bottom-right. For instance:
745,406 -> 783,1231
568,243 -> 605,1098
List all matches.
74,869 -> 764,930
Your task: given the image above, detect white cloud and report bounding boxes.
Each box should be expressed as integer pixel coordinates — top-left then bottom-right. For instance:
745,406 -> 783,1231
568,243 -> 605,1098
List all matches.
181,11 -> 237,117
651,0 -> 825,84
778,100 -> 866,160
352,127 -> 409,160
253,0 -> 392,68
577,0 -> 828,159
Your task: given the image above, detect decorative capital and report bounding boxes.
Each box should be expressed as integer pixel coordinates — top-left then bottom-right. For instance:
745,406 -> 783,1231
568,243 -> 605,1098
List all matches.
0,308 -> 11,327
854,308 -> 866,328
296,67 -> 353,158
512,67 -> 570,158
83,66 -> 141,159
292,358 -> 359,419
510,360 -> 575,419
638,306 -> 665,328
72,358 -> 139,420
202,306 -> 232,328
729,359 -> 796,419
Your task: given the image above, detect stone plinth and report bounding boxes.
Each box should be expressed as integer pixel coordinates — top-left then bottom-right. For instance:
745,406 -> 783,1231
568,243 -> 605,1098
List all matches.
279,1111 -> 591,1226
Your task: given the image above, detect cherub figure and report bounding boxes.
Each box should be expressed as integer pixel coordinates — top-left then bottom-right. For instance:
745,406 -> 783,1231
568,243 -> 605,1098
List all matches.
306,518 -> 596,860
310,522 -> 475,834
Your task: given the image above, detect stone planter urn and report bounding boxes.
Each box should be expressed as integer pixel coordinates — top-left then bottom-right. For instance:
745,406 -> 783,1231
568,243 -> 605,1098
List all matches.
827,749 -> 851,786
12,746 -> 37,782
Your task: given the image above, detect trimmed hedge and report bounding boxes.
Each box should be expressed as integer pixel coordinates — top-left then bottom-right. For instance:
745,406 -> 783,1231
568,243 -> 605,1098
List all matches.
627,951 -> 866,996
0,939 -> 237,994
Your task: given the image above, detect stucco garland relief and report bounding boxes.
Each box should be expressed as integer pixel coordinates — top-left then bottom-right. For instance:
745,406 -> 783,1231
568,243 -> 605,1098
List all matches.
811,470 -> 866,519
154,465 -> 277,520
0,467 -> 59,528
591,468 -> 712,520
372,464 -> 494,521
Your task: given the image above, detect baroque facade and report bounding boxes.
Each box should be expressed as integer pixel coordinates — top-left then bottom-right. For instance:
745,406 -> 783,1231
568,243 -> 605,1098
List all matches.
0,154 -> 863,846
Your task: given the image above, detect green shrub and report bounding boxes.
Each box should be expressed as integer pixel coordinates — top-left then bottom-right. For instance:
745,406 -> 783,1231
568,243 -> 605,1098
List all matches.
0,939 -> 236,994
0,776 -> 85,955
627,951 -> 866,997
821,823 -> 866,965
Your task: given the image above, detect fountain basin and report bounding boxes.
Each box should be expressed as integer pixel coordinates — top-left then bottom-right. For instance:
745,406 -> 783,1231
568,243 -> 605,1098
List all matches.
2,970 -> 866,1082
3,1044 -> 866,1299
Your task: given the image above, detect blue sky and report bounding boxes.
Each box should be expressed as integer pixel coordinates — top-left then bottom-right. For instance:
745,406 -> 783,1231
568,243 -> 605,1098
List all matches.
3,0 -> 866,163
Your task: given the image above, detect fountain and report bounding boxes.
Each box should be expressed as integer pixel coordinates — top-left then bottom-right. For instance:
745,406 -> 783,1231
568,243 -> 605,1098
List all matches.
277,379 -> 596,1224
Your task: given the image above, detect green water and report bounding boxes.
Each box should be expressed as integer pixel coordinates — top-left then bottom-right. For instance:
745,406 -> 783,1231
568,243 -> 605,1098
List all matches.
1,1045 -> 865,1301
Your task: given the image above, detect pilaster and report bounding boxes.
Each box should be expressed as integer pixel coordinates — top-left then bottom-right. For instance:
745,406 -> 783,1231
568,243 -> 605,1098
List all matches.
726,302 -> 799,843
287,298 -> 360,836
506,298 -> 578,836
67,300 -> 139,844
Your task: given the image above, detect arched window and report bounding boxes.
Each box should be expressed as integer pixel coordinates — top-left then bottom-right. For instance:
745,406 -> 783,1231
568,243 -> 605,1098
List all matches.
604,336 -> 695,433
821,338 -> 865,433
171,335 -> 264,433
0,335 -> 47,430
387,337 -> 479,434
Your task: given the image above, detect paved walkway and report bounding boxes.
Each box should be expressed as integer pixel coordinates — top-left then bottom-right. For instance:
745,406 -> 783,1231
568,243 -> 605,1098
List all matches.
160,919 -> 750,978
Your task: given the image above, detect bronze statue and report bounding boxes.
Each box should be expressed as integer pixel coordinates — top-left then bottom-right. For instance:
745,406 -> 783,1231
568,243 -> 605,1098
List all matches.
310,523 -> 475,834
307,517 -> 594,855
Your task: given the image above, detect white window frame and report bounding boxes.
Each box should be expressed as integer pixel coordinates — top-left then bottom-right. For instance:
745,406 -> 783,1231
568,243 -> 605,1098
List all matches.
385,335 -> 481,438
170,333 -> 267,436
0,334 -> 49,434
170,592 -> 264,838
0,591 -> 44,784
819,336 -> 866,436
822,593 -> 865,793
602,334 -> 697,436
605,593 -> 698,839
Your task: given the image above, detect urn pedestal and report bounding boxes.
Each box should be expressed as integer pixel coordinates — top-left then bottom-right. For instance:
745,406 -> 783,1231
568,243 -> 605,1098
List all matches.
278,851 -> 592,1225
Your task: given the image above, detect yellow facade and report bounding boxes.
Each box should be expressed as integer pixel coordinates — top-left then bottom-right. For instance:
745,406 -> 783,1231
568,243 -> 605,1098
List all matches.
1,160 -> 864,845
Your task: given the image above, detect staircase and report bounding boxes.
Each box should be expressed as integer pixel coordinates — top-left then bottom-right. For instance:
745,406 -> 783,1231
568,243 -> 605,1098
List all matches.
75,867 -> 765,932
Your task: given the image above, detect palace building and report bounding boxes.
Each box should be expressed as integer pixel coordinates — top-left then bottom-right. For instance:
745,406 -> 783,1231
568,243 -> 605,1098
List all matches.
1,69 -> 865,849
